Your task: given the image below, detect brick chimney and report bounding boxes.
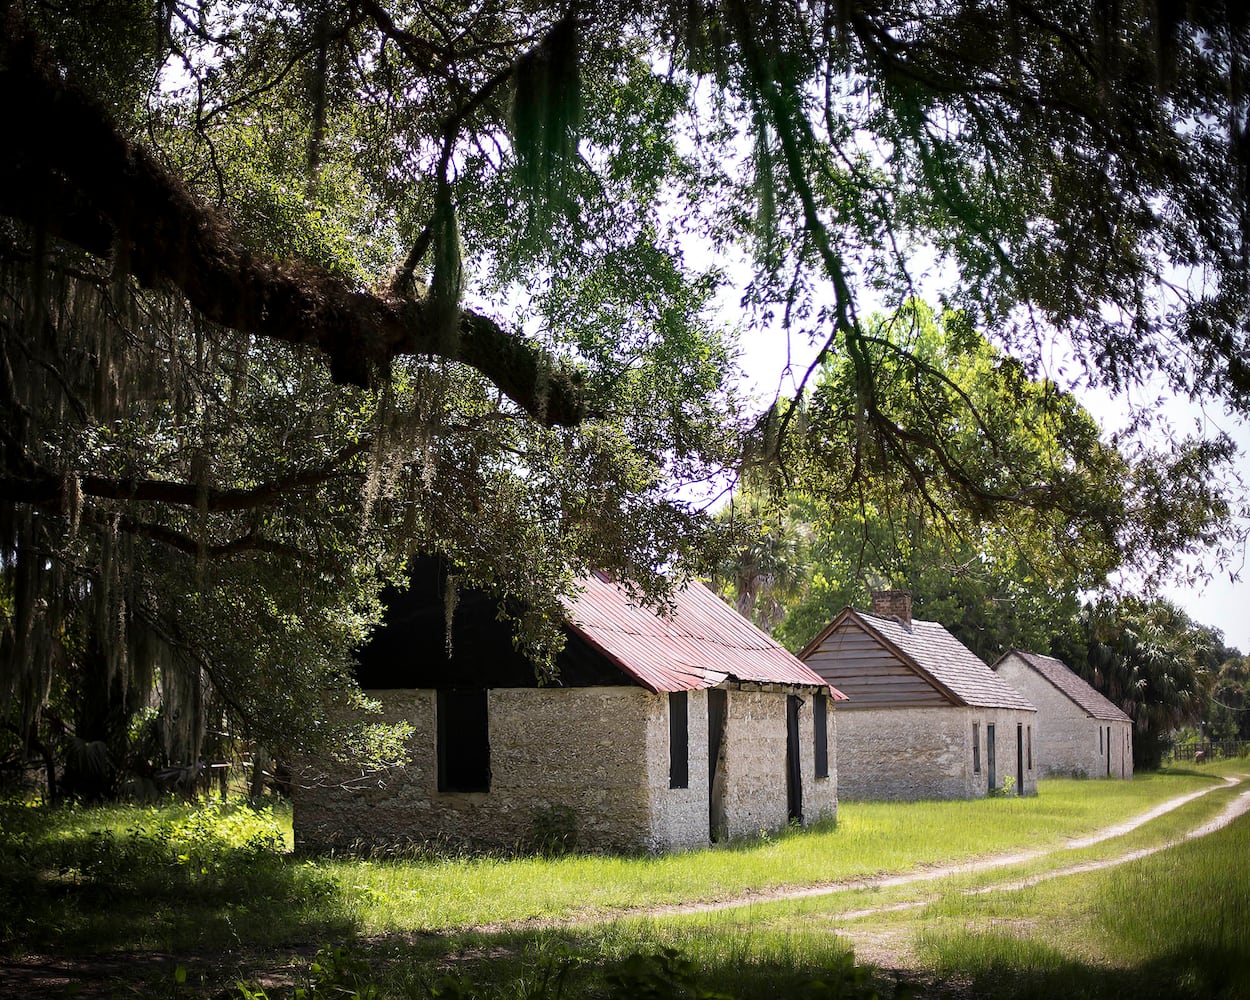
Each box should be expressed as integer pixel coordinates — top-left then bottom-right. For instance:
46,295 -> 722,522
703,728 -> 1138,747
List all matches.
870,589 -> 913,627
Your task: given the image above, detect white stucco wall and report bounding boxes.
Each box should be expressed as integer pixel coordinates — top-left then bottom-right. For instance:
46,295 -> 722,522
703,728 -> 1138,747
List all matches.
836,705 -> 1037,800
995,657 -> 1133,779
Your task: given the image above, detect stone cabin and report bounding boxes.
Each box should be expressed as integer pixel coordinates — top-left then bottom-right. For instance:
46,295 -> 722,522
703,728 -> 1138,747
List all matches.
797,590 -> 1038,800
294,560 -> 846,854
993,650 -> 1133,779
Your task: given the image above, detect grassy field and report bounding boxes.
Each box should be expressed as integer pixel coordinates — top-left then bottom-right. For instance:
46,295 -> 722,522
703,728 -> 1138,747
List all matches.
908,799 -> 1250,998
2,760 -> 1246,998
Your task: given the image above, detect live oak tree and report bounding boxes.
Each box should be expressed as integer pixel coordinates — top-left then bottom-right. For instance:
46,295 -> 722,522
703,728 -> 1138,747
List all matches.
718,301 -> 1235,660
0,1 -> 741,792
2,1 -> 1249,790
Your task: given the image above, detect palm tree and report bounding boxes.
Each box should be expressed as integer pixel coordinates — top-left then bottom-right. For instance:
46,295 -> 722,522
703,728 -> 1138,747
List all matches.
1059,597 -> 1220,769
709,492 -> 812,634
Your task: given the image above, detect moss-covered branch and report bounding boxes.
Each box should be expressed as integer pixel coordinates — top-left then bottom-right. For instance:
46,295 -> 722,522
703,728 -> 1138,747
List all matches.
0,10 -> 584,426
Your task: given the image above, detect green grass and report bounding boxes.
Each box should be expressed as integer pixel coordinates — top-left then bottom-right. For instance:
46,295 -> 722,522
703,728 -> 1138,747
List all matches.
907,808 -> 1250,998
593,774 -> 1242,937
1,763 -> 1245,999
0,798 -> 353,953
326,768 -> 1231,934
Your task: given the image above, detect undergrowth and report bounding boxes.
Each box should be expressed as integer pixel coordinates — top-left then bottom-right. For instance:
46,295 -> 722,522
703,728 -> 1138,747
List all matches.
0,799 -> 347,952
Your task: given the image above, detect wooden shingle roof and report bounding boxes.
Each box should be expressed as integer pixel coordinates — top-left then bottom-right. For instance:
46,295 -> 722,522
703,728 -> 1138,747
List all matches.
800,607 -> 1036,712
994,650 -> 1130,722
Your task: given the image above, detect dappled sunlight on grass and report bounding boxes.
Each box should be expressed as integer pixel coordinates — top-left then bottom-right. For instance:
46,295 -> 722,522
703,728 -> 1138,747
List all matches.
278,919 -> 868,1000
3,764 -> 1245,1000
0,799 -> 350,954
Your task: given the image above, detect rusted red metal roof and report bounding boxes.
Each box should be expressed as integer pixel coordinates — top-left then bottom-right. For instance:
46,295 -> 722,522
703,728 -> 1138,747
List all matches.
562,573 -> 847,697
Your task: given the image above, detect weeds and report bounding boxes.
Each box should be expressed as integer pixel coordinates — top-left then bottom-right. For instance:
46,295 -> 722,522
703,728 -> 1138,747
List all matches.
0,798 -> 345,953
4,765 -> 1246,1000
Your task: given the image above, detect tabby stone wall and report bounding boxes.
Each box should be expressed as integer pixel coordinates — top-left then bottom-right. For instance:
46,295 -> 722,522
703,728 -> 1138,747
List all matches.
836,705 -> 1038,800
718,687 -> 838,837
294,683 -> 839,854
294,686 -> 656,853
994,656 -> 1133,779
643,688 -> 710,852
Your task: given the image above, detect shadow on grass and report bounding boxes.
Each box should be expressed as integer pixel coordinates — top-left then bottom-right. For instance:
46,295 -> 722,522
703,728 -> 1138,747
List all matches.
920,931 -> 1250,1000
1155,767 -> 1228,781
1,920 -> 886,999
245,924 -> 883,1000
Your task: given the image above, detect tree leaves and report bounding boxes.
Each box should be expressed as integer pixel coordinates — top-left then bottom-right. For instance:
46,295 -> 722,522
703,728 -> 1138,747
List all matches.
3,0 -> 1249,777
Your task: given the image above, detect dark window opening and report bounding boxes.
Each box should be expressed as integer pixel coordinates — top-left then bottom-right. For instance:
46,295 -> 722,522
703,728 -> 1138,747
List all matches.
813,693 -> 829,779
987,723 -> 997,788
1027,725 -> 1033,770
437,689 -> 490,792
669,691 -> 689,789
972,723 -> 981,774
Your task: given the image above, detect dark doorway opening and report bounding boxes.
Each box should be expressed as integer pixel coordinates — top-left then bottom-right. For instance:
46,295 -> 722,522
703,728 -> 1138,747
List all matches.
708,688 -> 727,842
786,694 -> 803,823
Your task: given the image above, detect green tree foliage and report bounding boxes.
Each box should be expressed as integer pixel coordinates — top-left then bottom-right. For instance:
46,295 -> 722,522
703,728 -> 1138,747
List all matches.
2,2 -> 1249,790
1053,598 -> 1226,770
721,301 -> 1227,661
0,2 -> 742,795
779,299 -> 1123,657
709,492 -> 813,633
1204,654 -> 1250,742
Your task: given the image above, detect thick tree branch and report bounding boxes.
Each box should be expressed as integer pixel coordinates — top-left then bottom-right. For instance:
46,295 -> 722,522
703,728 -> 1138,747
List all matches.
0,10 -> 585,426
0,439 -> 371,512
115,516 -> 315,562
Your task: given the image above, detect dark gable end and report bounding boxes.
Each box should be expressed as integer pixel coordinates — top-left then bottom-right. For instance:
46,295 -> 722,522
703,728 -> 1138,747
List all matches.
355,557 -> 628,690
798,609 -> 958,710
356,558 -> 838,694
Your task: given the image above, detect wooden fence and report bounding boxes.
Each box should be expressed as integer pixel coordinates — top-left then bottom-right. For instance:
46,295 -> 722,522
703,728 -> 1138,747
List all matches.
1165,739 -> 1250,763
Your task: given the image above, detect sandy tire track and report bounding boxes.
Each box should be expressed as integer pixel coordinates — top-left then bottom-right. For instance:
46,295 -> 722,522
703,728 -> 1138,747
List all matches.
594,773 -> 1249,925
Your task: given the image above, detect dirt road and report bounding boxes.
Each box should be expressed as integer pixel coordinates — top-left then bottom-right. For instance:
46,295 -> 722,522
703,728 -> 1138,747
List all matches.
641,773 -> 1250,922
